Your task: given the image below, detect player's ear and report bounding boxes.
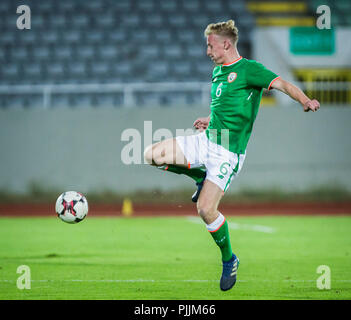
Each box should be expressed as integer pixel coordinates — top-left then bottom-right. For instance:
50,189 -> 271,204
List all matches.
223,39 -> 231,50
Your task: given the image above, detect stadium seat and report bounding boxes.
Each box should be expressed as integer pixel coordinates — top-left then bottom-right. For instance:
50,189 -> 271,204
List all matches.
113,63 -> 132,77
204,1 -> 224,13
108,31 -> 127,44
227,1 -> 247,12
54,46 -> 73,61
46,62 -> 65,78
56,0 -> 75,11
0,31 -> 16,46
194,60 -> 213,80
130,30 -> 151,44
121,14 -> 141,28
95,14 -> 116,28
32,1 -> 53,14
0,1 -> 10,14
136,92 -> 162,106
146,62 -> 170,81
1,63 -> 20,80
154,30 -> 172,43
171,61 -> 193,80
98,45 -> 118,60
75,45 -> 95,60
16,31 -> 38,46
137,0 -> 155,12
23,62 -> 42,78
84,30 -> 105,44
237,13 -> 257,29
176,29 -> 197,43
168,14 -> 188,27
85,0 -> 104,12
0,0 -> 255,107
41,30 -> 60,44
32,46 -> 51,61
181,0 -> 200,12
68,61 -> 87,78
90,62 -> 110,77
48,14 -> 67,29
93,93 -> 123,108
159,0 -> 178,12
62,30 -> 81,44
30,15 -> 45,29
138,45 -> 160,60
0,48 -> 6,63
186,45 -> 206,59
163,45 -> 183,59
10,46 -> 28,61
191,14 -> 213,28
71,14 -> 90,29
113,0 -> 131,12
144,14 -> 164,28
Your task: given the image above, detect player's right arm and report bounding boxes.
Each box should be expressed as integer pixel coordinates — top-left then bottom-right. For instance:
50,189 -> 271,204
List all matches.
193,115 -> 210,131
270,78 -> 320,112
246,60 -> 320,112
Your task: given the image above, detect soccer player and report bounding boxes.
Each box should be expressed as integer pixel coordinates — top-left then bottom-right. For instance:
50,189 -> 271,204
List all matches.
144,20 -> 320,291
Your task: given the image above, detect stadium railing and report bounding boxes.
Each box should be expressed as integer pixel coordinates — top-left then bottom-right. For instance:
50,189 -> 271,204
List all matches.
0,81 -> 350,108
0,82 -> 211,108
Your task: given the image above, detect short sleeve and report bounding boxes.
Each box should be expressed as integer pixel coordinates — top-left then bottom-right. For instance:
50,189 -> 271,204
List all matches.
246,61 -> 279,90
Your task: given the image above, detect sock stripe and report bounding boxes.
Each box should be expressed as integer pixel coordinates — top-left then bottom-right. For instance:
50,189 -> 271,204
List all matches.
206,213 -> 225,233
208,219 -> 225,233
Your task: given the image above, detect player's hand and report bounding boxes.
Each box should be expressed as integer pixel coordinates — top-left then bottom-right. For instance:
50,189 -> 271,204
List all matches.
193,117 -> 210,131
303,99 -> 320,112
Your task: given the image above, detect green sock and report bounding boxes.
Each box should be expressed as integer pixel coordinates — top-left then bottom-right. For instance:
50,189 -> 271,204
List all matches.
158,164 -> 206,184
208,219 -> 233,262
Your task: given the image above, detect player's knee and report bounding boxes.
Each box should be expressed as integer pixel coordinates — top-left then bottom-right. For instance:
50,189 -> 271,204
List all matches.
143,145 -> 155,165
197,203 -> 216,224
144,144 -> 165,166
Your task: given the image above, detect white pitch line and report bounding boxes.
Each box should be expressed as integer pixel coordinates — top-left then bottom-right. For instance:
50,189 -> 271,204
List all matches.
0,279 -> 217,283
1,279 -> 351,283
186,216 -> 276,234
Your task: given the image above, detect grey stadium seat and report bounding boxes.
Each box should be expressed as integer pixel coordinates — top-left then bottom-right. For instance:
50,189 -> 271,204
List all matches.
0,0 -> 254,107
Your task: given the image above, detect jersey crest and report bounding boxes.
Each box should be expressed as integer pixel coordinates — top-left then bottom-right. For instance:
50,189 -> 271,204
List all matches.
227,72 -> 237,83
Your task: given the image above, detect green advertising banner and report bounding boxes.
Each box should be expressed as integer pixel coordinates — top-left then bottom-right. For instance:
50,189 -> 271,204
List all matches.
290,27 -> 335,55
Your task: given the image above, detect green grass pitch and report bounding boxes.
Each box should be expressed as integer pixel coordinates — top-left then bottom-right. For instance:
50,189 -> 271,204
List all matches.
0,215 -> 350,300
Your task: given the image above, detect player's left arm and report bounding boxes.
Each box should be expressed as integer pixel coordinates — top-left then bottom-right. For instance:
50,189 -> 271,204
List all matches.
270,78 -> 320,112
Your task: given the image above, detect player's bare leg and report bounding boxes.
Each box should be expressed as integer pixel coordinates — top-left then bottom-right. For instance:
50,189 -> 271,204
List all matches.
197,179 -> 239,291
196,179 -> 223,224
144,138 -> 207,185
144,138 -> 188,167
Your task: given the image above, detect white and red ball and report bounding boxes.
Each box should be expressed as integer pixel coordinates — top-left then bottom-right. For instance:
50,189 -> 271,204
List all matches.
55,191 -> 88,224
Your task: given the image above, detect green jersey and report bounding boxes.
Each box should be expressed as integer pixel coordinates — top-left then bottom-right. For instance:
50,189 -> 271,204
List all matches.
206,57 -> 279,154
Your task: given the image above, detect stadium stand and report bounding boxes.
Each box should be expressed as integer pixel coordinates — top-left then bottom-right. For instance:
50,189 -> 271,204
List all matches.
0,0 -> 259,107
1,0 -> 349,107
0,0 -> 252,84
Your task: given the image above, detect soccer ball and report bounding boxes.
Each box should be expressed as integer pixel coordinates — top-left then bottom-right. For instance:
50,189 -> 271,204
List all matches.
55,191 -> 88,224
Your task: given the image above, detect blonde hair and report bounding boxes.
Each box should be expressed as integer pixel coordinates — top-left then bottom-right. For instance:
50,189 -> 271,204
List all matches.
204,20 -> 239,46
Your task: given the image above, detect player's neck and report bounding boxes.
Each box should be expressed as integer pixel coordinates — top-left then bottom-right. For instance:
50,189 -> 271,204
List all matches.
222,48 -> 241,65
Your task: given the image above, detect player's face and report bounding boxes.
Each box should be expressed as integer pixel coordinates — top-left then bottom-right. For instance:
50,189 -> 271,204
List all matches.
206,34 -> 225,65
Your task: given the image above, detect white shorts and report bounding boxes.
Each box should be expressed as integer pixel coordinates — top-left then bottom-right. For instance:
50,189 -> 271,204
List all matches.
176,131 -> 246,192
